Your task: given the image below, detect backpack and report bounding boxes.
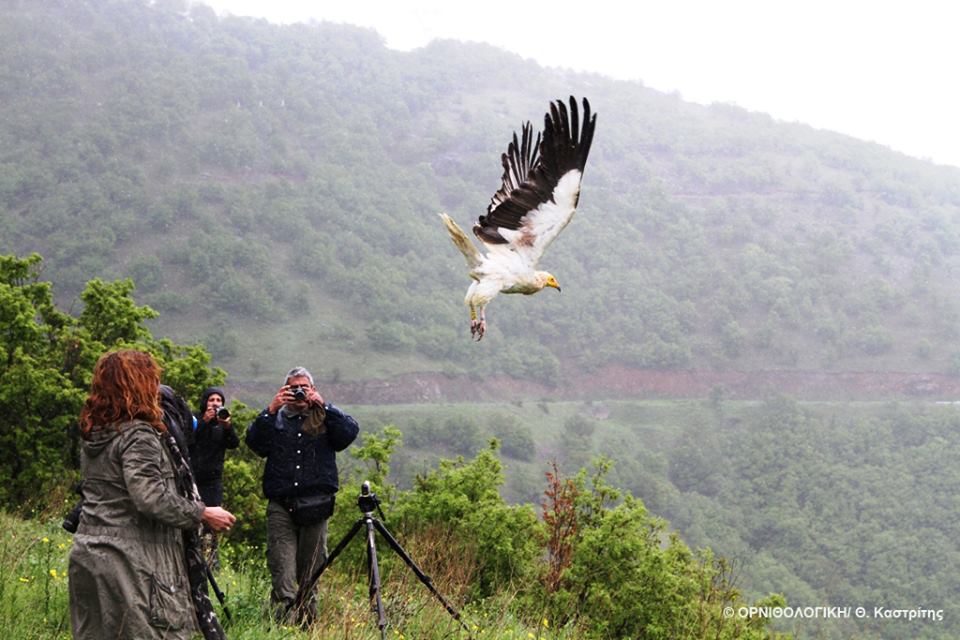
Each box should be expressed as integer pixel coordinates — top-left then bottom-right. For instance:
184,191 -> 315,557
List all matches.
159,384 -> 195,464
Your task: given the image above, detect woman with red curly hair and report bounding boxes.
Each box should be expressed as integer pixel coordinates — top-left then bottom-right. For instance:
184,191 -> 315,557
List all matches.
68,350 -> 235,639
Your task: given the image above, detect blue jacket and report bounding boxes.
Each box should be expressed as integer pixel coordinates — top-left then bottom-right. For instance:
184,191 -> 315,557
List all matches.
245,404 -> 359,500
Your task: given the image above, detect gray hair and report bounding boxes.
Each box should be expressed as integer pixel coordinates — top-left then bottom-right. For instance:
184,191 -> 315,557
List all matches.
284,366 -> 314,386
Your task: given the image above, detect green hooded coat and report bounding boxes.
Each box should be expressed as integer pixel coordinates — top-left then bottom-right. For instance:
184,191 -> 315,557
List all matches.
68,421 -> 205,639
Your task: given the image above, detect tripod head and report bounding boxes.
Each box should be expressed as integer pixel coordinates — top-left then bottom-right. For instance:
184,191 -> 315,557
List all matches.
357,480 -> 380,514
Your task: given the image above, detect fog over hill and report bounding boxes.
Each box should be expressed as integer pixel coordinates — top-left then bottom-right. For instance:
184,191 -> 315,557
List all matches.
3,0 -> 960,395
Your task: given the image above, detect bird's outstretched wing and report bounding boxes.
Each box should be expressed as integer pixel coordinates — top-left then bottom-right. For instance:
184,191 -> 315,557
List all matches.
473,96 -> 596,267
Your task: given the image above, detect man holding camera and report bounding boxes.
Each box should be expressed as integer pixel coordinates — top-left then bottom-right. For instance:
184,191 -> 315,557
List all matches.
246,367 -> 359,625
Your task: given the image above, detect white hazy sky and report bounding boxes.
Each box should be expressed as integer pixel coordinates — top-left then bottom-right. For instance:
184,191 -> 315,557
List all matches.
201,0 -> 960,169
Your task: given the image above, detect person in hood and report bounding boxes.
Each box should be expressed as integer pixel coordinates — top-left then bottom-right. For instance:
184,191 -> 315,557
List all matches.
68,350 -> 235,639
190,387 -> 239,506
190,386 -> 239,569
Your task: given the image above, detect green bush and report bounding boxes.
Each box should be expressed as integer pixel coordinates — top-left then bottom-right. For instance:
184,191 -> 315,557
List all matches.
490,415 -> 535,461
390,443 -> 542,597
0,253 -> 225,512
532,459 -> 788,639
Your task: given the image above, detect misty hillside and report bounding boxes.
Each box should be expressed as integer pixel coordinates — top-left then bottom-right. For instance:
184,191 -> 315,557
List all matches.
4,0 -> 960,390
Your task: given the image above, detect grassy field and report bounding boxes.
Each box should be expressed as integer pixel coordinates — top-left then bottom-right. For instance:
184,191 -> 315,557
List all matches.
6,398 -> 940,639
0,399 -> 696,639
0,510 -> 579,639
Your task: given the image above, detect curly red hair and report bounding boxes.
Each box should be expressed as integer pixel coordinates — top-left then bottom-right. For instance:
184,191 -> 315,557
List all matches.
79,350 -> 165,437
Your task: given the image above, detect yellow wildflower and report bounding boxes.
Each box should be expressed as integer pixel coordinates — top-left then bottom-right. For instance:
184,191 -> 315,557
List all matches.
19,577 -> 30,583
41,537 -> 49,543
542,618 -> 549,628
49,569 -> 58,579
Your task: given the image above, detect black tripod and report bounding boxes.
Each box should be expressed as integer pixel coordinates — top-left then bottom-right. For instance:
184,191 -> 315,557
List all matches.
291,482 -> 471,639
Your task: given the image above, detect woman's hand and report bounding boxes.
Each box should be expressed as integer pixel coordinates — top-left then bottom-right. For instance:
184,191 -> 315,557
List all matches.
201,506 -> 236,532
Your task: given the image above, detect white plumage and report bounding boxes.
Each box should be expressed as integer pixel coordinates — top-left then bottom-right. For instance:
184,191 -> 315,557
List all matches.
440,97 -> 597,340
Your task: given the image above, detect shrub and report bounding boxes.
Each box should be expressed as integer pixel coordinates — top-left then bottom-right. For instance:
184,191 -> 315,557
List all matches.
533,459 -> 788,639
490,415 -> 535,461
0,253 -> 225,512
390,443 -> 542,598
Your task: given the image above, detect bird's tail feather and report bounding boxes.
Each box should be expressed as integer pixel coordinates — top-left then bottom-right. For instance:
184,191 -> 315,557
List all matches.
440,213 -> 482,269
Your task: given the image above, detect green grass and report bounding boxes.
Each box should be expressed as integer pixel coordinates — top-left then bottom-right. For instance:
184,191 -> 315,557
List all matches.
0,511 -> 580,640
0,513 -> 73,637
0,400 -> 695,639
5,400 -> 928,638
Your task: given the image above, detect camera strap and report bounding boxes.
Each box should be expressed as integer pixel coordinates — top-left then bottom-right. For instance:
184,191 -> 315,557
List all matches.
303,404 -> 327,436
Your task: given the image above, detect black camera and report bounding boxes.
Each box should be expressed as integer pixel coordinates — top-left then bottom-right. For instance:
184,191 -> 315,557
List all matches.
357,480 -> 380,514
216,406 -> 230,420
62,501 -> 82,534
63,483 -> 84,533
291,387 -> 307,401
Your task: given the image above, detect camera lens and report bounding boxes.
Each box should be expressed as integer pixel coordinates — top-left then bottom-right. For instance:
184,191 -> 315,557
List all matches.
217,407 -> 230,419
293,388 -> 307,401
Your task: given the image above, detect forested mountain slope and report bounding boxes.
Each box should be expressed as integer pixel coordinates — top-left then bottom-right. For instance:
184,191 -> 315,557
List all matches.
3,0 -> 960,388
360,397 -> 960,640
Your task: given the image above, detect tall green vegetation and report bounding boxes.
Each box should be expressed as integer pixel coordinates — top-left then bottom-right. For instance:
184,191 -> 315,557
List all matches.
357,399 -> 960,639
660,396 -> 960,640
1,453 -> 787,640
529,459 -> 788,639
0,253 -> 223,508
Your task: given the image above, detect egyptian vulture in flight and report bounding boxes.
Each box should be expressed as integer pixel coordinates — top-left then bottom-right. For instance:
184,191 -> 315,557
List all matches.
440,96 -> 597,340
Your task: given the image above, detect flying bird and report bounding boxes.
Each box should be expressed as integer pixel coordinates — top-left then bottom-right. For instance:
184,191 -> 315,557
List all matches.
440,96 -> 597,340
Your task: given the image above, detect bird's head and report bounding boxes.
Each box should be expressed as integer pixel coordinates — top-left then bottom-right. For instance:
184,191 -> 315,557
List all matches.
537,271 -> 561,292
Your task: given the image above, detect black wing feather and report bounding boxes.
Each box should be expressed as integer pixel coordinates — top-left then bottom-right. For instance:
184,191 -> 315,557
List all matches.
474,97 -> 596,245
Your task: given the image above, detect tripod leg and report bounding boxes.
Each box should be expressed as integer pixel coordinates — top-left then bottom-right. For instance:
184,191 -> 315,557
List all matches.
371,519 -> 471,634
205,564 -> 232,622
365,518 -> 388,639
291,518 -> 364,614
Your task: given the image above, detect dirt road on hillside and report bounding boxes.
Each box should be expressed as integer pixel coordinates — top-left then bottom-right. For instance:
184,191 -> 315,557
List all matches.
231,367 -> 960,405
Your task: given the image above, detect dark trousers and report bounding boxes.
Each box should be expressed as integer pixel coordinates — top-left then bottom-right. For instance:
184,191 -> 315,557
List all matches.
266,500 -> 329,622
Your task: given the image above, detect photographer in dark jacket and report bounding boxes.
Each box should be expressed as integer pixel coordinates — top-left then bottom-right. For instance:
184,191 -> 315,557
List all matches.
190,387 -> 239,507
190,387 -> 239,570
246,366 -> 359,625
